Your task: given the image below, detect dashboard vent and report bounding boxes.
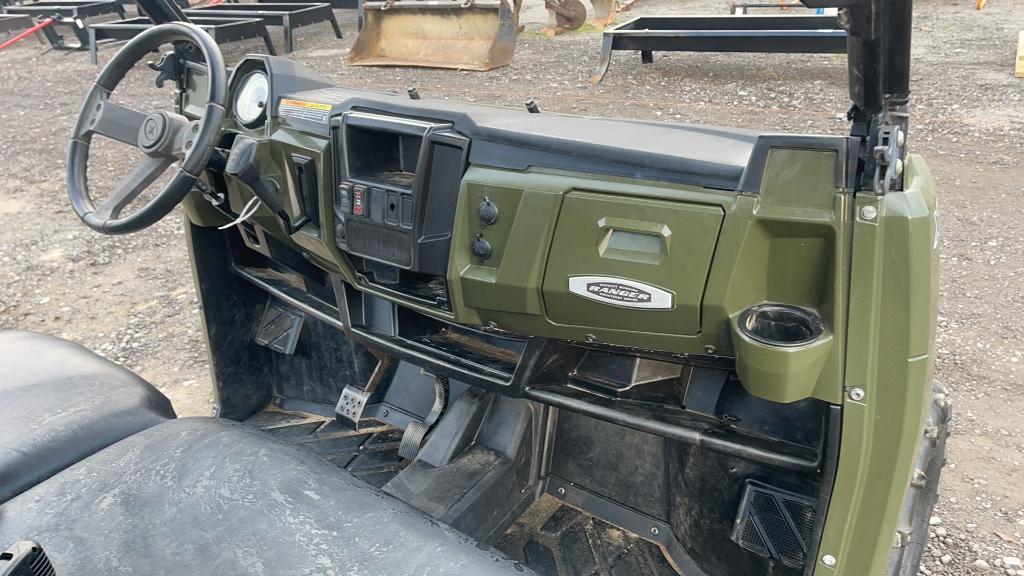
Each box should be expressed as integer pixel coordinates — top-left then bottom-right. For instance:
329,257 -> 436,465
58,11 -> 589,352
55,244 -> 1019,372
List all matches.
290,154 -> 319,228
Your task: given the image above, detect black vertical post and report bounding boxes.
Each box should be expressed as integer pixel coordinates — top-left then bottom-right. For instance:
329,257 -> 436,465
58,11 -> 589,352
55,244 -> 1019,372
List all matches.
880,0 -> 912,180
882,0 -> 912,104
135,0 -> 189,24
803,0 -> 914,191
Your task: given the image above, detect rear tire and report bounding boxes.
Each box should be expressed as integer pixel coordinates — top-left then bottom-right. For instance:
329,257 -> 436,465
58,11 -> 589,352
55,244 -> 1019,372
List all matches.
885,382 -> 952,575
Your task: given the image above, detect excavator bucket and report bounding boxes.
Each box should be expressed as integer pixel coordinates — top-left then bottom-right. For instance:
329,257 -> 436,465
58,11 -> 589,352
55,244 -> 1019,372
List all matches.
347,0 -> 520,71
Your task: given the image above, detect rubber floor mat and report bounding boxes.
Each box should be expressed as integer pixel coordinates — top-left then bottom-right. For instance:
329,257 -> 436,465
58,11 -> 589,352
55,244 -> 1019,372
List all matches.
497,494 -> 679,576
244,407 -> 406,488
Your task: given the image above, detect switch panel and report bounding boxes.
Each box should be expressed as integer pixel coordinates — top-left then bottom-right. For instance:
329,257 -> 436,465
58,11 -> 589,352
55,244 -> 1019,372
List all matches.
331,111 -> 469,278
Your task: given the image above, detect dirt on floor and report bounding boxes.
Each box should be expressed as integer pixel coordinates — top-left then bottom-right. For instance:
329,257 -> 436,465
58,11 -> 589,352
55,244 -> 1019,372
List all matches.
1,0 -> 1023,572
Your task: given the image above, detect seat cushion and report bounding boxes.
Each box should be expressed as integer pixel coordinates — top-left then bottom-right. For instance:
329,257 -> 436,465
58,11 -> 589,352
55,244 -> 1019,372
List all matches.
0,417 -> 533,575
0,331 -> 175,503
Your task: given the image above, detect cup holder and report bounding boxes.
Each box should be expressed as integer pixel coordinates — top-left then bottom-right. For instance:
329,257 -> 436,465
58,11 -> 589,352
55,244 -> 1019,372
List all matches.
738,304 -> 824,348
730,303 -> 832,403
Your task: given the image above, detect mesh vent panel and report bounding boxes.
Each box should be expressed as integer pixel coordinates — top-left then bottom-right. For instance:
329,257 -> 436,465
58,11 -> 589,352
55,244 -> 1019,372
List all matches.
732,482 -> 817,570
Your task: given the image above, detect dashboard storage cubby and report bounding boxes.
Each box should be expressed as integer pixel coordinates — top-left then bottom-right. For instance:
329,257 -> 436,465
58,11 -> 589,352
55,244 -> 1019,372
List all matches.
346,124 -> 422,189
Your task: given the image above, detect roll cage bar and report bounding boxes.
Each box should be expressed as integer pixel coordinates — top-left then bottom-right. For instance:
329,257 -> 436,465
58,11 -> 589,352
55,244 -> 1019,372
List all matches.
136,0 -> 913,194
804,0 -> 913,194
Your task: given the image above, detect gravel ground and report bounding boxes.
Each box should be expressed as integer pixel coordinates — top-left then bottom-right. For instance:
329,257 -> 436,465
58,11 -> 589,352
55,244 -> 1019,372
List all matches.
1,0 -> 1023,572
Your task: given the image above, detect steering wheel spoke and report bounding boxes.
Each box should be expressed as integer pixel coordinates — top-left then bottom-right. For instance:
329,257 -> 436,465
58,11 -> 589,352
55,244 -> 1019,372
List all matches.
94,155 -> 177,220
80,90 -> 148,147
170,121 -> 203,160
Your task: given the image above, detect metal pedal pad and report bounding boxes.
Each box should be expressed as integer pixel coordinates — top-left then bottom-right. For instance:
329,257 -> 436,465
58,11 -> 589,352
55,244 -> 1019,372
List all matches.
336,385 -> 374,430
335,357 -> 392,431
255,301 -> 304,355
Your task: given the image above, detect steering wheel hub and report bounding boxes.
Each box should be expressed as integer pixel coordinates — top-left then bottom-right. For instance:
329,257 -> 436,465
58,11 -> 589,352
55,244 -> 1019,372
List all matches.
139,113 -> 168,150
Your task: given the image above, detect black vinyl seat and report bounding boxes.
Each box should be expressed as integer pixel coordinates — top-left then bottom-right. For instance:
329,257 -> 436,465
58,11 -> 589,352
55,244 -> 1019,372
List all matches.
0,331 -> 175,503
0,417 -> 534,575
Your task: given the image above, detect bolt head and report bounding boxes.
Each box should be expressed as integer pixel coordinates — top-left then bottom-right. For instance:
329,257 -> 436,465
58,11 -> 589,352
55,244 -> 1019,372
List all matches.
556,487 -> 566,496
849,388 -> 866,402
896,130 -> 906,147
650,527 -> 660,536
822,554 -> 837,567
860,205 -> 877,221
894,158 -> 905,176
704,344 -> 717,354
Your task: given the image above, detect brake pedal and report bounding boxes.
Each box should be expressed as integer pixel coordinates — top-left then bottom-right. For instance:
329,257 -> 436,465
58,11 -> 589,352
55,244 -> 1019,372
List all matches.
335,356 -> 391,431
254,301 -> 304,355
336,385 -> 376,430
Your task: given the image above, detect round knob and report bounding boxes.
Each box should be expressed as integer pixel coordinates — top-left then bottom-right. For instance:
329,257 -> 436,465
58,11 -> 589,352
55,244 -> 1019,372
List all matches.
477,198 -> 499,225
471,235 -> 492,259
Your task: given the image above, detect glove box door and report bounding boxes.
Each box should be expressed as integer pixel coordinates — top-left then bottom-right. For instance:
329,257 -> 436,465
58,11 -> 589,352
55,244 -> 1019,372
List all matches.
542,191 -> 723,336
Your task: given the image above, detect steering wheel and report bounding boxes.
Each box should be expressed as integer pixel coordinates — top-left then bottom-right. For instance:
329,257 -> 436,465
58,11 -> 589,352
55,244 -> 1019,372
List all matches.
67,22 -> 227,235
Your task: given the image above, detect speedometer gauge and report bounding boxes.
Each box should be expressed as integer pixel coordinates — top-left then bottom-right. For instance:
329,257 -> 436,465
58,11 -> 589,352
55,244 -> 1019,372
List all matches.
233,71 -> 269,128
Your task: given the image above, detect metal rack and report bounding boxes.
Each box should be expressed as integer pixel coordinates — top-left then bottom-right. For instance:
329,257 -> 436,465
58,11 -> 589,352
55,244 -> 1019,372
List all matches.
727,1 -> 815,14
255,0 -> 357,10
591,14 -> 847,83
88,15 -> 275,63
0,13 -> 32,33
3,0 -> 126,48
184,2 -> 340,53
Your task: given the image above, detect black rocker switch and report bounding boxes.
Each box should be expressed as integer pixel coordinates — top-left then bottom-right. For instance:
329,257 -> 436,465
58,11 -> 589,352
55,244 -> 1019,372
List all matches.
225,137 -> 308,234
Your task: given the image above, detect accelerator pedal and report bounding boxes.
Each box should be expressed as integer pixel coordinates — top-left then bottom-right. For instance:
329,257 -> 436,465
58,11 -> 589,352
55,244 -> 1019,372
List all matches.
397,372 -> 449,460
254,301 -> 304,355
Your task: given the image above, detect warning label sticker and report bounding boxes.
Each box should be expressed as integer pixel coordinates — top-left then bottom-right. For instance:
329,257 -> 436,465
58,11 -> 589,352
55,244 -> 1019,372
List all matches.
279,99 -> 332,123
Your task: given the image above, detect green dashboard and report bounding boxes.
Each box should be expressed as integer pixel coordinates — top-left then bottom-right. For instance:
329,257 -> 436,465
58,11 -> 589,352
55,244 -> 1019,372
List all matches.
179,55 -> 921,407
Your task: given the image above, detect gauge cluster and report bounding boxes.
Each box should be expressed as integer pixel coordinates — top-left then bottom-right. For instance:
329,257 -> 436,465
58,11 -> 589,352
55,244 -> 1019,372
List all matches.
225,61 -> 274,133
233,70 -> 269,129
